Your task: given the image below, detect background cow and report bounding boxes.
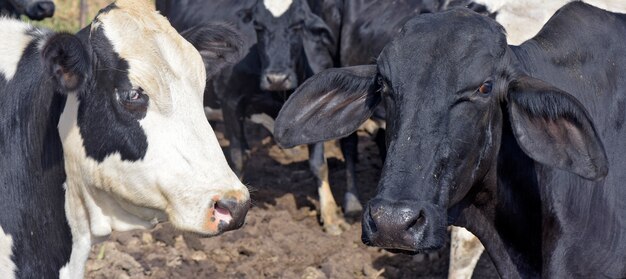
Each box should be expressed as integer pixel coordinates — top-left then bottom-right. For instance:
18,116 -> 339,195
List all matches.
275,2 -> 626,278
0,0 -> 249,278
0,0 -> 54,20
157,0 -> 361,235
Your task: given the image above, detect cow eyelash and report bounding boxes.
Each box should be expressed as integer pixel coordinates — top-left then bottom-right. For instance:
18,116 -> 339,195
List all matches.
289,22 -> 304,30
116,87 -> 145,102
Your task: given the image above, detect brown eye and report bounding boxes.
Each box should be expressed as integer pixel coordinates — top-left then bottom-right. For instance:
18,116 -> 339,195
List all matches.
479,81 -> 493,94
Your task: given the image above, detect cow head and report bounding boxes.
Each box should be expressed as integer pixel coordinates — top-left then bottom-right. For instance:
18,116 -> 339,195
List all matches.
48,0 -> 249,237
6,0 -> 54,20
240,0 -> 334,91
274,8 -> 608,252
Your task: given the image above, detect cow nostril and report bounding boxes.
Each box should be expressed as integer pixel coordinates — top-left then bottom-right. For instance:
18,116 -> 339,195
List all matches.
214,200 -> 235,223
407,210 -> 425,231
367,208 -> 378,234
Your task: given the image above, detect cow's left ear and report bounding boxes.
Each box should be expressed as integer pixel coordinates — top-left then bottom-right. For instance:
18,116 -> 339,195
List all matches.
42,33 -> 90,93
181,23 -> 244,78
507,75 -> 608,180
303,13 -> 335,73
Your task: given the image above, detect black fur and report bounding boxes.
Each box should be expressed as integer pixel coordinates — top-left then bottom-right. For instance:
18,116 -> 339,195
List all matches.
75,26 -> 149,162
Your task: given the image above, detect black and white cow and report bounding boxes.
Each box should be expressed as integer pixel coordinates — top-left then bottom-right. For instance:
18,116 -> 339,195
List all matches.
0,1 -> 249,278
0,0 -> 54,20
275,2 -> 626,278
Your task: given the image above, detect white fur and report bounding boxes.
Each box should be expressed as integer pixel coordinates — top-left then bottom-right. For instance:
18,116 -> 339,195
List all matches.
59,0 -> 249,275
0,226 -> 15,279
475,0 -> 626,45
263,0 -> 293,17
0,18 -> 32,81
448,226 -> 485,279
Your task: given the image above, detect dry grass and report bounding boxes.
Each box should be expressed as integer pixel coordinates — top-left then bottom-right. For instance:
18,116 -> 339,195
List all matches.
23,0 -> 155,32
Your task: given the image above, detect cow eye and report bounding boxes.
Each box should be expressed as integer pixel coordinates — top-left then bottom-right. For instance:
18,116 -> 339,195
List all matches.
117,87 -> 148,113
478,81 -> 493,94
253,21 -> 264,31
289,22 -> 303,31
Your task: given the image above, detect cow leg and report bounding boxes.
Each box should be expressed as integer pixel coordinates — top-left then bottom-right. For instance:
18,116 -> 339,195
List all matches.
223,95 -> 248,178
339,132 -> 363,219
448,226 -> 485,279
308,142 -> 346,235
375,128 -> 387,163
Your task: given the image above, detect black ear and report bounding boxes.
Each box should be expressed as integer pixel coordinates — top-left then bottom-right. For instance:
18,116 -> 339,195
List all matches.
181,23 -> 244,78
507,75 -> 608,180
303,13 -> 336,73
42,33 -> 90,93
274,65 -> 379,148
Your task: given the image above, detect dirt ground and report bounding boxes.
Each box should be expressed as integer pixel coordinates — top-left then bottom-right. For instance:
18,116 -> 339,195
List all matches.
85,121 -> 499,279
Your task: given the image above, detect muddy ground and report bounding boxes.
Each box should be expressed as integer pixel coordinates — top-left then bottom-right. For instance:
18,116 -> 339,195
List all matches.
85,121 -> 499,279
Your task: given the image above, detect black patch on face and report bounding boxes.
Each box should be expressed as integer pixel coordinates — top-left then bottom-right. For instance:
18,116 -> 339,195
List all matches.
76,26 -> 149,162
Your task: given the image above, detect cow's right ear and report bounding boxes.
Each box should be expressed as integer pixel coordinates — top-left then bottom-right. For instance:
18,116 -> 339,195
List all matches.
181,23 -> 244,78
274,65 -> 380,148
42,33 -> 90,93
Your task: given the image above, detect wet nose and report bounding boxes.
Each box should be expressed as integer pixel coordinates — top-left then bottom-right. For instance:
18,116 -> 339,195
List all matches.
262,72 -> 294,91
214,198 -> 250,232
361,198 -> 436,251
266,73 -> 288,85
27,1 -> 55,20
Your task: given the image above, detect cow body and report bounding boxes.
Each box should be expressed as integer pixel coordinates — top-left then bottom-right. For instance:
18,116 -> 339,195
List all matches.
0,19 -> 71,278
275,2 -> 626,277
0,1 -> 249,278
0,0 -> 54,20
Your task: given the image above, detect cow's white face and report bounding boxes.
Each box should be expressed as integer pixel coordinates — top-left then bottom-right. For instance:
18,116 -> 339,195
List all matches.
58,0 -> 249,238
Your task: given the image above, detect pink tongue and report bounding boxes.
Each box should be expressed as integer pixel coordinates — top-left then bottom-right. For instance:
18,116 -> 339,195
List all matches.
214,206 -> 233,223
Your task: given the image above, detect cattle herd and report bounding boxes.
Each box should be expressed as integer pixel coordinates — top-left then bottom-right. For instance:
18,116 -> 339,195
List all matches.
1,0 -> 625,278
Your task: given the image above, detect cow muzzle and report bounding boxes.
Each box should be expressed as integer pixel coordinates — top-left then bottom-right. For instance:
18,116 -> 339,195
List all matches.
204,194 -> 251,235
261,71 -> 296,91
361,198 -> 446,252
25,1 -> 55,20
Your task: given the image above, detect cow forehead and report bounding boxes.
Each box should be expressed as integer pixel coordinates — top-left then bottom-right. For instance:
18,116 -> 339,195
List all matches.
380,9 -> 507,86
263,0 -> 293,17
92,0 -> 206,110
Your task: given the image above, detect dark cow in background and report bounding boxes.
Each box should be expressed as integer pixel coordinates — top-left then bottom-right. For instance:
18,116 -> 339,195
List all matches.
0,1 -> 249,278
276,2 -> 626,277
158,0 -> 359,235
0,0 -> 54,20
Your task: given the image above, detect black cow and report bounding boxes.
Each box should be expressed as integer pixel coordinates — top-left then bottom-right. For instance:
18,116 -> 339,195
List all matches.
275,3 -> 626,277
0,1 -> 248,277
0,0 -> 54,20
158,0 -> 361,235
